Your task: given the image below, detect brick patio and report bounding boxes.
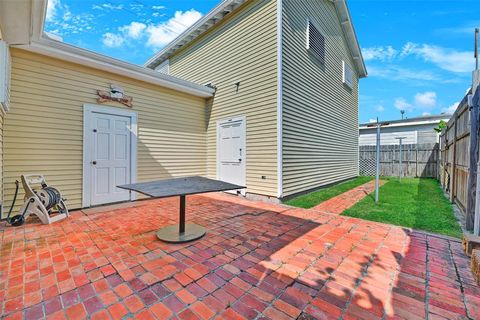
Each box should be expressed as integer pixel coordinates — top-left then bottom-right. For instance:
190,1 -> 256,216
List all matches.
0,193 -> 478,320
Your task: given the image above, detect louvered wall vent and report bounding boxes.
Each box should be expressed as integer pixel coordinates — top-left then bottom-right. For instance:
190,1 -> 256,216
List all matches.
343,61 -> 353,89
307,21 -> 325,64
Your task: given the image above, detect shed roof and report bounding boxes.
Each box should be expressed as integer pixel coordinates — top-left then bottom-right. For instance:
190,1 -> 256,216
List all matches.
359,114 -> 452,130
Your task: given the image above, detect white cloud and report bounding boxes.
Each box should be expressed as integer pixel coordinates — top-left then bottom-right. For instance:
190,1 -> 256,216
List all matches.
46,0 -> 60,21
102,3 -> 123,10
434,20 -> 479,36
100,9 -> 203,50
45,0 -> 96,36
369,119 -> 377,123
120,22 -> 147,39
367,65 -> 442,82
394,98 -> 414,112
402,42 -> 474,73
362,46 -> 397,61
152,5 -> 166,10
422,112 -> 431,116
92,3 -> 125,12
146,9 -> 202,49
376,105 -> 385,112
442,102 -> 459,114
102,32 -> 125,48
414,91 -> 437,109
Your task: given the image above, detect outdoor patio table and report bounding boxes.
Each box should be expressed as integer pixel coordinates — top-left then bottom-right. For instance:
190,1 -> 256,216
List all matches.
118,176 -> 245,243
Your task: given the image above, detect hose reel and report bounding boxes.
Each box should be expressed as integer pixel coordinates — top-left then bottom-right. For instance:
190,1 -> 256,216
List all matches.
35,186 -> 62,211
4,174 -> 69,226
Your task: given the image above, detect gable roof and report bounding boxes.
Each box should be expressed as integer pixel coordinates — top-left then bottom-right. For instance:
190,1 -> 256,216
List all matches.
144,0 -> 367,78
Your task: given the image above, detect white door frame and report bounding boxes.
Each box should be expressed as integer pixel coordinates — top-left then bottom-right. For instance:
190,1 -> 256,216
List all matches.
82,104 -> 138,207
216,115 -> 247,194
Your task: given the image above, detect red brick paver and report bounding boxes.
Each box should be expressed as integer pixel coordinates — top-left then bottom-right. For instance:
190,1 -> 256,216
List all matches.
0,192 -> 477,319
313,180 -> 386,214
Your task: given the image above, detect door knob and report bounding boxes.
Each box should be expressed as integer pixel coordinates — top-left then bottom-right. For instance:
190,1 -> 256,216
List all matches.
92,161 -> 97,165
238,158 -> 242,162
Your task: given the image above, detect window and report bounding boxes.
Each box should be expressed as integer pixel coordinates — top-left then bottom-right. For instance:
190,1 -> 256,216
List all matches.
306,20 -> 325,64
342,60 -> 353,89
155,59 -> 170,74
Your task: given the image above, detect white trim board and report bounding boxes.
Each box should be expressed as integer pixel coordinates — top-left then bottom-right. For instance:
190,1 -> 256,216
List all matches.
82,104 -> 138,208
276,0 -> 283,198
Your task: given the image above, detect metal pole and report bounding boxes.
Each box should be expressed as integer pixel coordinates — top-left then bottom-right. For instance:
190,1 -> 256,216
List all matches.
179,195 -> 186,233
375,122 -> 380,203
475,28 -> 478,70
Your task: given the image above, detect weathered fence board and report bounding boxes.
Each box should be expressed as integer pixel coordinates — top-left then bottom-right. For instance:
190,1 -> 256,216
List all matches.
467,90 -> 480,230
359,143 -> 439,177
439,94 -> 472,222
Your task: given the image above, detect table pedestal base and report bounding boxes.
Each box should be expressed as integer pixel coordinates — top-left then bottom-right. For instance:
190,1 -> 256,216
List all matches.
156,223 -> 206,243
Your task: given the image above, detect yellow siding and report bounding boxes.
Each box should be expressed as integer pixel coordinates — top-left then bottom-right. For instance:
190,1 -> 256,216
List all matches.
0,110 -> 3,208
281,0 -> 359,196
169,0 -> 279,197
5,48 -> 207,210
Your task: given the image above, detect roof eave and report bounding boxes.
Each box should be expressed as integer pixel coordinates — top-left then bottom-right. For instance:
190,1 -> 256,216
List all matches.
17,39 -> 215,98
333,0 -> 367,78
144,0 -> 248,69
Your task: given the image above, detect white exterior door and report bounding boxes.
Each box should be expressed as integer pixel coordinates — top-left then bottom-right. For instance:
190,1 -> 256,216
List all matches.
217,117 -> 246,193
83,105 -> 137,207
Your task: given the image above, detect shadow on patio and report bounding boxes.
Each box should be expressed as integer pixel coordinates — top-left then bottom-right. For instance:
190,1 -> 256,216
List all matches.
0,192 -> 478,319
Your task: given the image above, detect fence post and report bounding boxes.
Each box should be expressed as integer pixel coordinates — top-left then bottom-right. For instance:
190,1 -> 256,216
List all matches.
450,114 -> 458,203
416,147 -> 419,178
475,160 -> 480,235
391,148 -> 394,175
396,137 -> 406,180
375,123 -> 380,203
467,87 -> 480,230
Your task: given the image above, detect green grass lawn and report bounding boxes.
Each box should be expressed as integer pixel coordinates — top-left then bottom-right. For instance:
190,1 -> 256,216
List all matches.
342,178 -> 463,238
284,176 -> 373,209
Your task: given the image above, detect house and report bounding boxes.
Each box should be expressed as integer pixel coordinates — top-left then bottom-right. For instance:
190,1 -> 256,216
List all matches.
0,0 -> 215,212
0,0 -> 365,215
145,0 -> 367,200
359,114 -> 451,146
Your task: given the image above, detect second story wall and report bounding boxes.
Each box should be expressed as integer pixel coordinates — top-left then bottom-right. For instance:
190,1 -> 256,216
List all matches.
169,0 -> 279,197
281,0 -> 360,196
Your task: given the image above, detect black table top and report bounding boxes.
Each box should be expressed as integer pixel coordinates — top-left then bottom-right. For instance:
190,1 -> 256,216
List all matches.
118,176 -> 245,198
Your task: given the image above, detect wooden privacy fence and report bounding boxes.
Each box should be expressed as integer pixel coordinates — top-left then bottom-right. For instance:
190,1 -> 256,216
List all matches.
439,86 -> 480,232
359,143 -> 439,178
439,101 -> 470,215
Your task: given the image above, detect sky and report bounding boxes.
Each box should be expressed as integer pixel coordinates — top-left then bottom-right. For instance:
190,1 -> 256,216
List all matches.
44,0 -> 480,123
